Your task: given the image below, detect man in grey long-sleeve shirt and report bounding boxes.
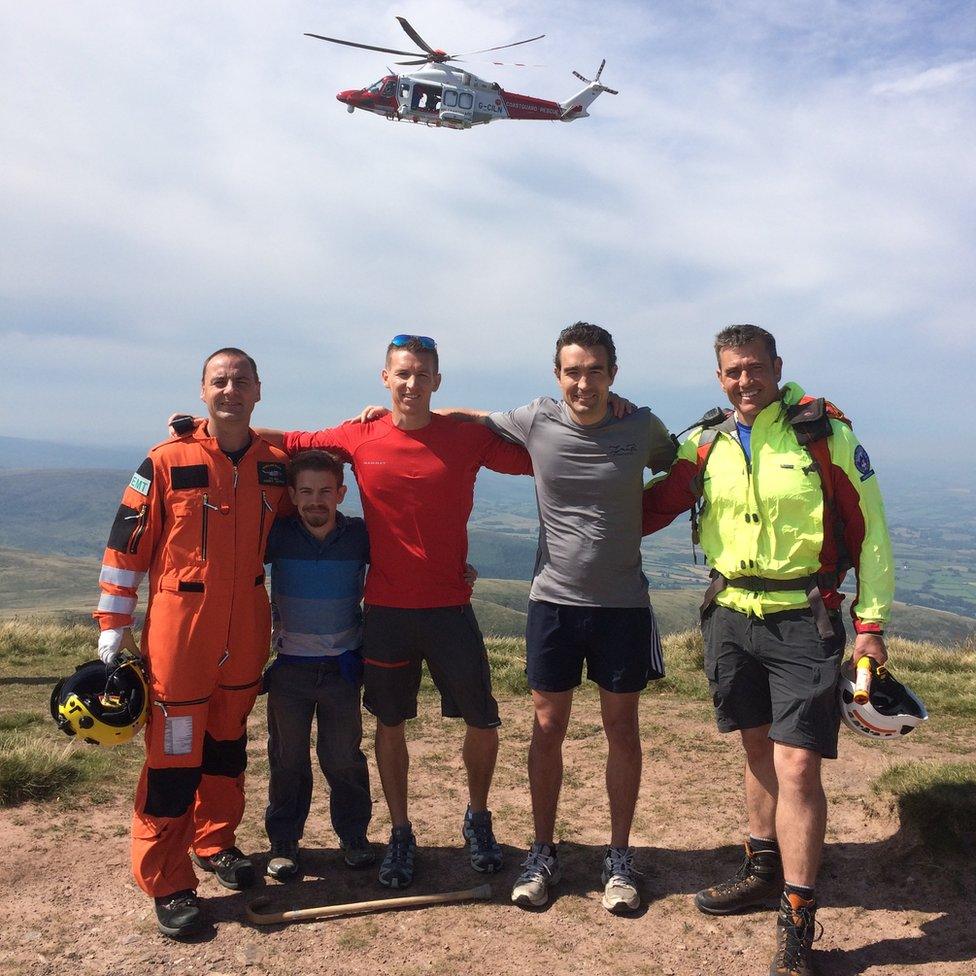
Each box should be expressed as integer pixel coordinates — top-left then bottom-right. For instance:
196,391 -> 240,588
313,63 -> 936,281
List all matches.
442,323 -> 675,913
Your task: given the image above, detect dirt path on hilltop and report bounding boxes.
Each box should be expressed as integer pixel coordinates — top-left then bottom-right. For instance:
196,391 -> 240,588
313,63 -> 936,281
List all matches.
1,694 -> 973,976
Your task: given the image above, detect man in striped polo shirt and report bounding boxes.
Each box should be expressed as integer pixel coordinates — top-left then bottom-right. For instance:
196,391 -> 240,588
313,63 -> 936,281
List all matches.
262,450 -> 373,878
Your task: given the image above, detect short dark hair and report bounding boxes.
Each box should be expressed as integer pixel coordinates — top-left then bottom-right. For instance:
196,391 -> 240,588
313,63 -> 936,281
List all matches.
201,347 -> 259,382
386,337 -> 439,373
713,325 -> 777,363
554,322 -> 617,372
287,450 -> 345,488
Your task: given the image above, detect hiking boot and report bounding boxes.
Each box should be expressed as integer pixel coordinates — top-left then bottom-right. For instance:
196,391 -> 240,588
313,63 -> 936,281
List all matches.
463,807 -> 503,874
695,842 -> 782,915
154,889 -> 203,938
341,835 -> 376,868
601,845 -> 640,914
190,846 -> 256,891
511,842 -> 561,908
266,840 -> 300,881
378,824 -> 416,888
770,892 -> 822,976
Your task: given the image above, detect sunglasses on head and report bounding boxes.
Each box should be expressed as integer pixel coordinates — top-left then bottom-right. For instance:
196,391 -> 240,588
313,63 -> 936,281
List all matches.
390,334 -> 437,350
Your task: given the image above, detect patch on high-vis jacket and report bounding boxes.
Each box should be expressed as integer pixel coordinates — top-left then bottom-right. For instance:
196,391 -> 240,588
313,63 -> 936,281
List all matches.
854,445 -> 875,482
257,461 -> 287,486
128,458 -> 153,495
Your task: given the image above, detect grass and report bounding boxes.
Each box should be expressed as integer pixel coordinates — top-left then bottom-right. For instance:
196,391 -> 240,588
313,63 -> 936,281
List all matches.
872,761 -> 976,852
0,616 -> 99,671
1,619 -> 974,809
0,731 -> 114,805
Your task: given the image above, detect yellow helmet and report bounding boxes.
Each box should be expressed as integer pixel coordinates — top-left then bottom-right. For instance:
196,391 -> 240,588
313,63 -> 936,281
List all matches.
50,658 -> 149,747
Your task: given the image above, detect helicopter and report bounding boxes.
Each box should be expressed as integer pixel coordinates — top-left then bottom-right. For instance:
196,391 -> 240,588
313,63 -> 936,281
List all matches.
305,16 -> 617,130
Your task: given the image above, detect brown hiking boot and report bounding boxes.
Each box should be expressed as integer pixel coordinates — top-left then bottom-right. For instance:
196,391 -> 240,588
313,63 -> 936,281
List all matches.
695,842 -> 783,915
769,892 -> 822,976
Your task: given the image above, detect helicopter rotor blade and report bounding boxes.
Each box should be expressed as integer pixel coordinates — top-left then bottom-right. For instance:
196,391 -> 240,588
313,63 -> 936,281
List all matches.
450,34 -> 545,58
455,59 -> 545,68
395,16 -> 438,56
394,58 -> 433,66
304,33 -> 421,58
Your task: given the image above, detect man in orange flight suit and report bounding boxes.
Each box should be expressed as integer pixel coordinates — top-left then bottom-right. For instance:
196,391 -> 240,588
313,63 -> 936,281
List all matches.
94,348 -> 290,938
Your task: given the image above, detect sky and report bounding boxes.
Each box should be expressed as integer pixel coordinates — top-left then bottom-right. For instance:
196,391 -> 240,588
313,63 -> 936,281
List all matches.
2,1 -> 974,466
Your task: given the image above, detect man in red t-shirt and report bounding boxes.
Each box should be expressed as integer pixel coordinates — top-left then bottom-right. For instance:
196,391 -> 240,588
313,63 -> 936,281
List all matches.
259,336 -> 532,888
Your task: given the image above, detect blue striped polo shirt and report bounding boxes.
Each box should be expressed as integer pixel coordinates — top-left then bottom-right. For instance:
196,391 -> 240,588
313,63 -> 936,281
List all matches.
265,512 -> 369,662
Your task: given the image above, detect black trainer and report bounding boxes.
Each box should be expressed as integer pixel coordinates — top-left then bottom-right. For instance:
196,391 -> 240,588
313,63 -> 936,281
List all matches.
340,835 -> 376,868
378,824 -> 416,889
191,846 -> 256,890
266,840 -> 301,881
695,842 -> 782,915
770,892 -> 822,976
154,889 -> 203,938
463,807 -> 503,874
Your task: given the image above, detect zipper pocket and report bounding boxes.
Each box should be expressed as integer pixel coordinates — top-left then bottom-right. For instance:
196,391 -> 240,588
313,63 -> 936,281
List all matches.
258,491 -> 273,549
202,493 -> 219,560
128,504 -> 150,554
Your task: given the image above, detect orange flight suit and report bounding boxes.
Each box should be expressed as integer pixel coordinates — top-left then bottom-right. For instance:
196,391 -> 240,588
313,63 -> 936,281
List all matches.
94,425 -> 290,898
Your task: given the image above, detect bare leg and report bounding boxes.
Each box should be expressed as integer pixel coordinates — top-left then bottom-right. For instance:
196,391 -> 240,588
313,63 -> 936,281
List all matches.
527,690 -> 573,844
741,724 -> 777,839
773,742 -> 826,887
374,721 -> 409,828
599,689 -> 642,847
463,725 -> 499,813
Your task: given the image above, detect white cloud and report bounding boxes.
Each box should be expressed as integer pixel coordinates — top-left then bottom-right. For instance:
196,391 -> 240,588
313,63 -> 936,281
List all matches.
1,1 -> 974,460
871,58 -> 976,96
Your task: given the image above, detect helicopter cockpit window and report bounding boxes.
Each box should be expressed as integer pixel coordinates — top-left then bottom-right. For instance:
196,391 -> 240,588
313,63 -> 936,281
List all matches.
399,80 -> 410,99
366,79 -> 385,94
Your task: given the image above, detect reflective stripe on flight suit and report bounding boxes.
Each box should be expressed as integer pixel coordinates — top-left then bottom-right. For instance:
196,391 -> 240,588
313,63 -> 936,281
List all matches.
94,424 -> 290,897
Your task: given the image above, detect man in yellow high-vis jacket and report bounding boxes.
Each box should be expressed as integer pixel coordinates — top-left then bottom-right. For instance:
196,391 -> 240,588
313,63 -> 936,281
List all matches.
642,324 -> 893,976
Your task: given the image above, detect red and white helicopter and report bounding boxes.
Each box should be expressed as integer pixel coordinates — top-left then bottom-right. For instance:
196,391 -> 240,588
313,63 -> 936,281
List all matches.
305,16 -> 617,130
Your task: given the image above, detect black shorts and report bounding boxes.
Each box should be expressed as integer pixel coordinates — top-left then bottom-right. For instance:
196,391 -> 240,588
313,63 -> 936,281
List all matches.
701,604 -> 846,758
362,604 -> 500,729
525,600 -> 665,694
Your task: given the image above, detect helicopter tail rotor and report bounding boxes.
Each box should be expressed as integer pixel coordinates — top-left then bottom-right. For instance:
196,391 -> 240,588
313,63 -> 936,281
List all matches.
571,60 -> 618,95
560,60 -> 618,120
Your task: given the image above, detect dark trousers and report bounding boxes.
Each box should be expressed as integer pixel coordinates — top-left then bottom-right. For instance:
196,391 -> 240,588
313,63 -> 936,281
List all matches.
264,659 -> 372,845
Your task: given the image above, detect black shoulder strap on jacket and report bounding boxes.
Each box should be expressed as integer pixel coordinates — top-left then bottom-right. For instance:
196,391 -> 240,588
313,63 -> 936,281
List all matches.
675,406 -> 728,440
785,397 -> 832,446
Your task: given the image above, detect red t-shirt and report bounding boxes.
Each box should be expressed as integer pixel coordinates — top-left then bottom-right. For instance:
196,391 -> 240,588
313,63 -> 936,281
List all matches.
283,416 -> 533,608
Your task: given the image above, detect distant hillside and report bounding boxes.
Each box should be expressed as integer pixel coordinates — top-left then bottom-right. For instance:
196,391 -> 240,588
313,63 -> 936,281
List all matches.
0,548 -> 101,613
471,579 -> 976,645
0,436 -> 144,470
1,458 -> 973,620
2,549 -> 973,644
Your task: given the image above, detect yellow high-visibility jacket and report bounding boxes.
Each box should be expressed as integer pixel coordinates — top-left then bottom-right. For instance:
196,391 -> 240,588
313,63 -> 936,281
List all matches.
642,382 -> 893,632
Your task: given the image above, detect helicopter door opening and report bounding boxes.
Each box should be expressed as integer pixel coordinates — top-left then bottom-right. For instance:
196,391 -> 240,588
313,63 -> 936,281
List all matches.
409,84 -> 442,113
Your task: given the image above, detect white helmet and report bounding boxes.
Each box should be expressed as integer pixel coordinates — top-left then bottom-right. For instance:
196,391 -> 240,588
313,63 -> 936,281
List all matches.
839,663 -> 928,739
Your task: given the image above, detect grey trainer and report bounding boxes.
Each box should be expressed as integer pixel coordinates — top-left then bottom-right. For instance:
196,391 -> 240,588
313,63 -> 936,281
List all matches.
511,842 -> 561,908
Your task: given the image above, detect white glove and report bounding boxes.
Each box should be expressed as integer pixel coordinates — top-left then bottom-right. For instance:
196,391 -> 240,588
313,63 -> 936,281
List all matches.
98,627 -> 126,666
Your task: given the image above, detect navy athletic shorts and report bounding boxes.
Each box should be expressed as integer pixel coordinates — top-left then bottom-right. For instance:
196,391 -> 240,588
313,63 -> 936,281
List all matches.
525,600 -> 665,694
